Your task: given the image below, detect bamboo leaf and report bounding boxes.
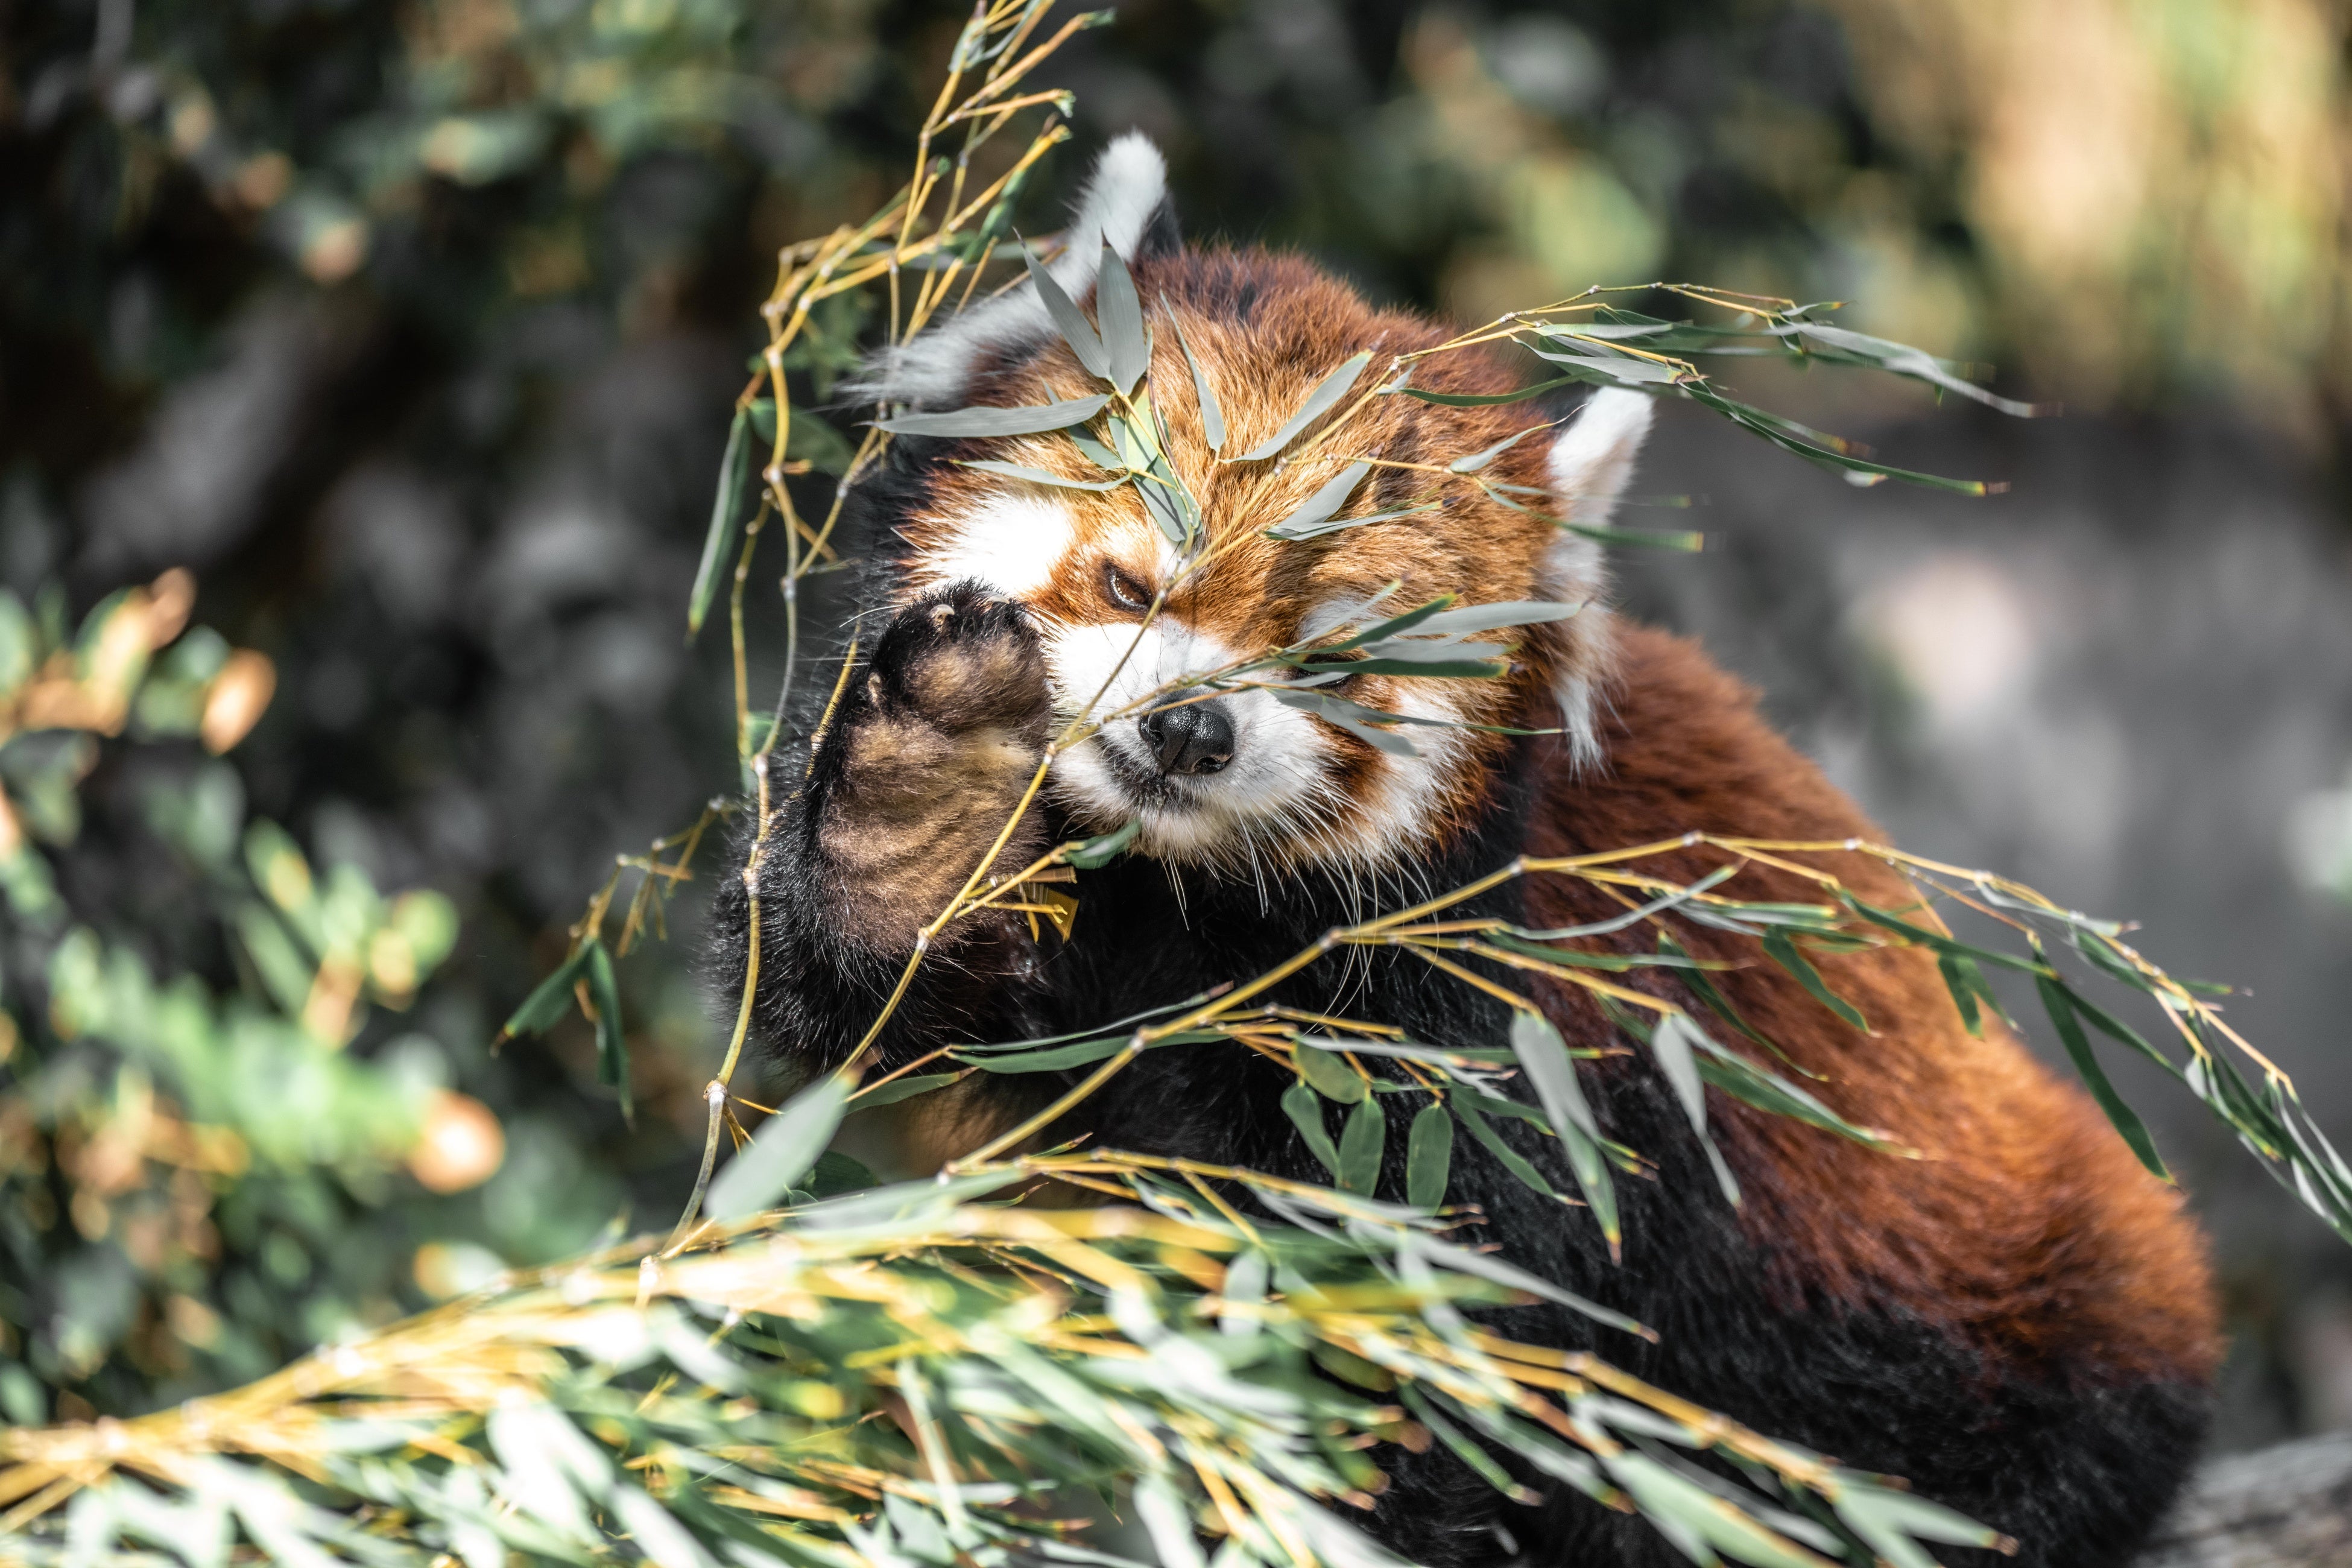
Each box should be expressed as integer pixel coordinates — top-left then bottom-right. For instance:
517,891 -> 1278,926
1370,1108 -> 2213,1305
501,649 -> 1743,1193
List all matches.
1067,818 -> 1143,868
499,942 -> 596,1041
956,460 -> 1130,492
689,405 -> 753,639
1338,1095 -> 1385,1195
1023,247 -> 1110,381
1449,422 -> 1557,473
1652,1013 -> 1740,1205
1266,460 -> 1370,539
1295,1043 -> 1368,1103
586,938 -> 631,1125
2037,975 -> 2170,1180
1232,351 -> 1372,461
876,396 -> 1111,438
1095,245 -> 1151,394
1282,1081 -> 1344,1178
1762,928 -> 1868,1032
1406,1103 -> 1453,1209
705,1072 -> 853,1221
1265,499 -> 1441,541
1164,299 -> 1226,454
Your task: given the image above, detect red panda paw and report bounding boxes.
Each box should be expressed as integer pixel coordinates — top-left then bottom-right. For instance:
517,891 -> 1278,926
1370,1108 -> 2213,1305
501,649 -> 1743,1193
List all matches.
861,584 -> 1052,740
809,586 -> 1054,951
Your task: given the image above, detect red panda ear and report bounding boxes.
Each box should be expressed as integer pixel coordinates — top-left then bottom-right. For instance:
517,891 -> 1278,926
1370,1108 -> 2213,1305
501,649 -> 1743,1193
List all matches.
1542,388 -> 1654,601
851,133 -> 1177,409
1549,389 -> 1654,528
1542,391 -> 1652,766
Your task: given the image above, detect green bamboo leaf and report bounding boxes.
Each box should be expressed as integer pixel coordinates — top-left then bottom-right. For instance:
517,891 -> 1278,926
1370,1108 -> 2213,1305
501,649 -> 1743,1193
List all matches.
1066,818 -> 1141,868
2063,986 -> 2178,1075
1400,1385 -> 1535,1502
499,942 -> 596,1041
689,405 -> 753,639
1282,1081 -> 1343,1178
585,938 -> 631,1125
1762,928 -> 1868,1032
1305,593 -> 1452,654
1511,1010 -> 1599,1141
1556,521 -> 1706,551
963,1036 -> 1128,1073
1838,1485 -> 2007,1568
1777,321 -> 2047,417
807,1148 -> 876,1197
1409,600 -> 1583,637
1095,245 -> 1150,393
1936,951 -> 1997,1035
1402,1232 -> 1650,1338
705,1072 -> 853,1221
849,1072 -> 962,1111
1023,247 -> 1110,381
1683,382 -> 1996,495
955,459 -> 1130,492
876,395 -> 1111,438
1298,656 -> 1507,680
2037,975 -> 2169,1180
1338,1095 -> 1385,1194
1266,460 -> 1370,539
1163,299 -> 1226,453
1265,499 -> 1441,541
1396,373 -> 1595,408
1406,1103 -> 1453,1208
1448,422 -> 1557,473
1232,351 -> 1372,461
1295,1043 -> 1368,1104
1652,1013 -> 1739,1205
1454,1099 -> 1561,1200
1689,1047 -> 1898,1149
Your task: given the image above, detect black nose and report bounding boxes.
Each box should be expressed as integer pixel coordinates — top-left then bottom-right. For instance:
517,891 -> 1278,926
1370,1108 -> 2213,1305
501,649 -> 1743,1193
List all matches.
1138,690 -> 1236,776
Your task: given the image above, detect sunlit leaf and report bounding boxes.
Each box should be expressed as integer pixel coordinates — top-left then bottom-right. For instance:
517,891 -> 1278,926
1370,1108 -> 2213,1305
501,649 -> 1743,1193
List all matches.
1295,1043 -> 1368,1103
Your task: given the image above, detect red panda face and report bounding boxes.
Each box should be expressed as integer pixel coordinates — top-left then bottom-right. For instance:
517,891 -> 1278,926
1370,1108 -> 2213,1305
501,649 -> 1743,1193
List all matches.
864,136 -> 1654,882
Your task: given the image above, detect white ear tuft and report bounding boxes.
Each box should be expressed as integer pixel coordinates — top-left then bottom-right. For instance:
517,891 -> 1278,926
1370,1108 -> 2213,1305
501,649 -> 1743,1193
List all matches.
1047,133 -> 1169,291
849,134 -> 1172,409
1549,389 -> 1654,527
1541,391 -> 1652,772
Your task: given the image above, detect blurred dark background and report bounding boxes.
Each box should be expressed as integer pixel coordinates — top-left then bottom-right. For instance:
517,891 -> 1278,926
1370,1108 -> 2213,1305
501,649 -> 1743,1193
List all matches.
5,0 -> 2351,1451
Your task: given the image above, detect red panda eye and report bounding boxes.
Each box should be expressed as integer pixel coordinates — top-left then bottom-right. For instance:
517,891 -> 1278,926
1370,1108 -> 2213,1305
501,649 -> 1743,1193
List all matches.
1102,563 -> 1152,613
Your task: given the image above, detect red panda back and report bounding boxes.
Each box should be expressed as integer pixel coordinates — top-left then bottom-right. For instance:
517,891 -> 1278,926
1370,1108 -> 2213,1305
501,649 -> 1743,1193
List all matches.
1525,623 -> 2221,1387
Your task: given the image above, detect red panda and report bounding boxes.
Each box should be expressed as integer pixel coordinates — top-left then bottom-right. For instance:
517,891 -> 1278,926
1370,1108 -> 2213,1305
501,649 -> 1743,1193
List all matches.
717,134 -> 2219,1568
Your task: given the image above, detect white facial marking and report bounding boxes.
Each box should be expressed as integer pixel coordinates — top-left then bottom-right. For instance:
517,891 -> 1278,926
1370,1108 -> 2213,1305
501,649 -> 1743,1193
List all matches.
1037,607 -> 1475,877
917,493 -> 1078,600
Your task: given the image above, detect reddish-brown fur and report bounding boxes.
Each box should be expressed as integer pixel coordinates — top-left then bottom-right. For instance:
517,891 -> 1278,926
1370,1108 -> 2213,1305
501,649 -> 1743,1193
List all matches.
871,236 -> 2218,1394
1524,628 -> 2219,1383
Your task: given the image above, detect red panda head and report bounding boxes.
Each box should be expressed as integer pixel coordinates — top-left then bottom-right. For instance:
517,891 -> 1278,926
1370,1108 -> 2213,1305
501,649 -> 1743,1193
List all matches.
859,134 -> 1653,881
